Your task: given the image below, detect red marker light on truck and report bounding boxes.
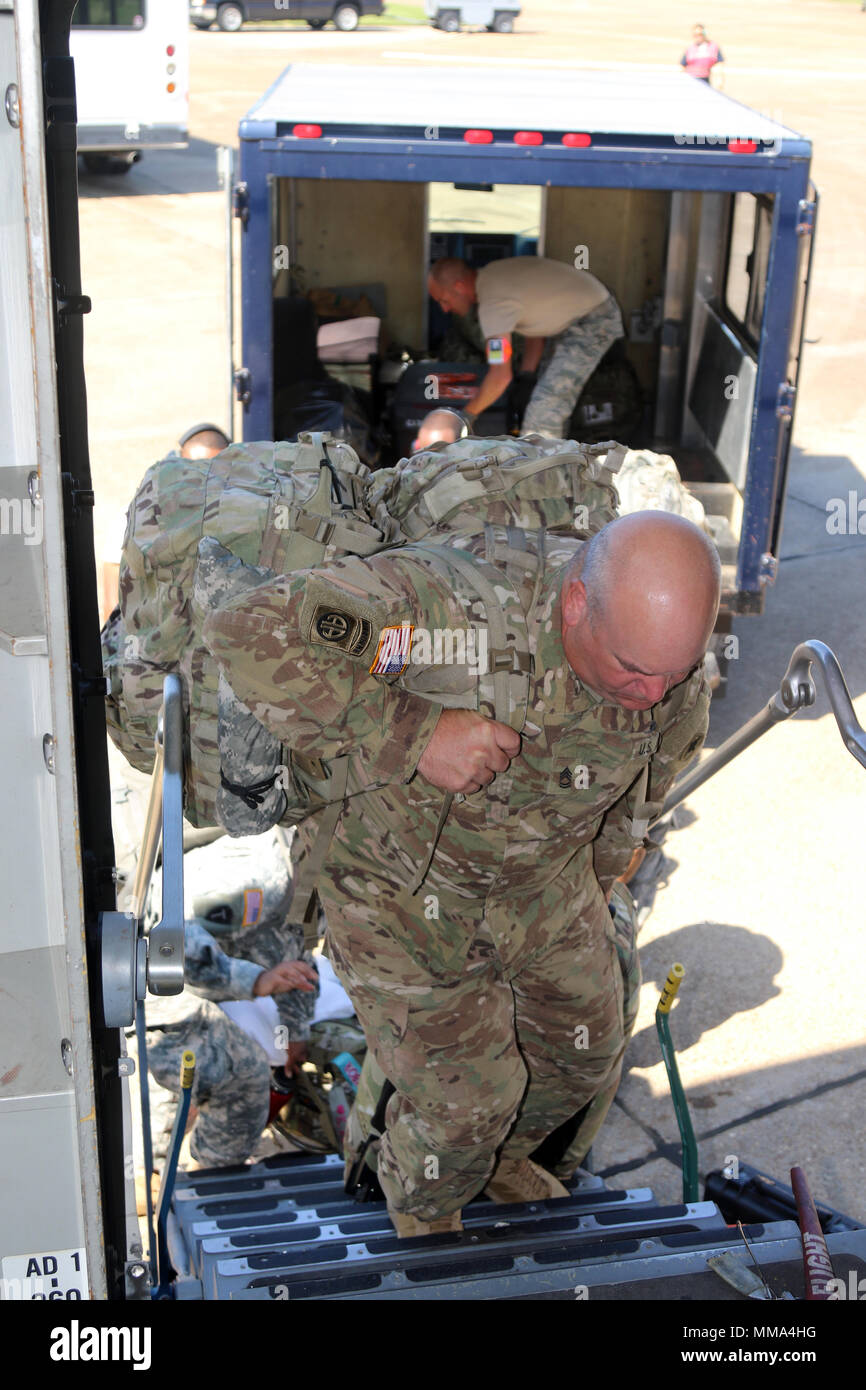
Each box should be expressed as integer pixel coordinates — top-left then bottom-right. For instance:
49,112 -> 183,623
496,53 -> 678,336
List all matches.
464,130 -> 493,144
562,133 -> 592,148
514,131 -> 543,145
729,139 -> 757,153
293,124 -> 323,139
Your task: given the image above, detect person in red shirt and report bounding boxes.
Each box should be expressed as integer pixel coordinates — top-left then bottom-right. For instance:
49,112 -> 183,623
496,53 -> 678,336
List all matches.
680,23 -> 724,84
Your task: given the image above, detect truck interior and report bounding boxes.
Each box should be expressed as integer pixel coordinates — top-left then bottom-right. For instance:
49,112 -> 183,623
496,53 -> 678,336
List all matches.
269,175 -> 791,603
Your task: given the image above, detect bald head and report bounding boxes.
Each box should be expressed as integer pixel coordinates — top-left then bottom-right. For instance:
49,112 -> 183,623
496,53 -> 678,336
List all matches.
562,512 -> 721,710
428,258 -> 477,317
413,407 -> 471,452
429,257 -> 471,289
179,426 -> 231,460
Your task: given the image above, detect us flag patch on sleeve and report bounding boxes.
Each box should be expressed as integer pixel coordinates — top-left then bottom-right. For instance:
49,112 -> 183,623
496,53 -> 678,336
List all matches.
242,888 -> 264,927
369,623 -> 414,676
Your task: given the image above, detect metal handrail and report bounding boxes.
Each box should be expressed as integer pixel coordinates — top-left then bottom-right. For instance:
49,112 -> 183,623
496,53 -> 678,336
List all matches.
146,675 -> 185,994
662,639 -> 866,818
129,674 -> 186,1289
128,674 -> 185,995
128,727 -> 165,924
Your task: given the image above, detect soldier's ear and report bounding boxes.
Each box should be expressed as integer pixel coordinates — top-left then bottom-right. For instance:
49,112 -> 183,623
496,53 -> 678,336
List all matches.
561,576 -> 588,630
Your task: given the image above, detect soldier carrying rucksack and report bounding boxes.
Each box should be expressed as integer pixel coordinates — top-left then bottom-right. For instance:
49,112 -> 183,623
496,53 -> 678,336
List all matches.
103,431 -> 719,1236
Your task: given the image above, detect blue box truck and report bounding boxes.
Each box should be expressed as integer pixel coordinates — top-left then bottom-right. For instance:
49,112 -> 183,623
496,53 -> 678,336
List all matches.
233,62 -> 816,622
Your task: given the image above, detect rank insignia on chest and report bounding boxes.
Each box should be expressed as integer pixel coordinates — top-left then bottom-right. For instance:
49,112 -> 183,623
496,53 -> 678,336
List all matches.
370,623 -> 415,676
558,764 -> 590,790
310,604 -> 373,656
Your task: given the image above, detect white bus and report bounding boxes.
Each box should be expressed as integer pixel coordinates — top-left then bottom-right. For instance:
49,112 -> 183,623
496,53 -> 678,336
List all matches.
70,0 -> 189,173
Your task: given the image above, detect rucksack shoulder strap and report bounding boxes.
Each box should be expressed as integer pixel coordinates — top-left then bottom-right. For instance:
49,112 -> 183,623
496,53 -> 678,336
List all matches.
401,536 -> 540,896
405,541 -> 533,731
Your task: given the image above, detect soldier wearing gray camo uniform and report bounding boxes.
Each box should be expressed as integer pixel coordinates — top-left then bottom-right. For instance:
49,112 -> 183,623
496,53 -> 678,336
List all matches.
202,510 -> 720,1231
145,831 -> 319,1167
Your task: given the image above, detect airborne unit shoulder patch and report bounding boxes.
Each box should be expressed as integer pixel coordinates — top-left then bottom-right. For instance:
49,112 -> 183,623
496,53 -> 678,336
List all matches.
310,604 -> 373,657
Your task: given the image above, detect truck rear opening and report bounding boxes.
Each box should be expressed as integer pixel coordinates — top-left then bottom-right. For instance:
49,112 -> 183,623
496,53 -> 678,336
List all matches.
235,64 -> 815,616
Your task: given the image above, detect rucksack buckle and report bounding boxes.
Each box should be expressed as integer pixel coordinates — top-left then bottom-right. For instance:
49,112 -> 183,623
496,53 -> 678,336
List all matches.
488,648 -> 534,676
297,430 -> 335,446
295,512 -> 336,545
458,461 -> 506,492
488,647 -> 515,673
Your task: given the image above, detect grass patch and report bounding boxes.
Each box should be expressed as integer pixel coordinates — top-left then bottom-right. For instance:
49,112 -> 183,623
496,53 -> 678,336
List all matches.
380,3 -> 427,21
352,4 -> 427,24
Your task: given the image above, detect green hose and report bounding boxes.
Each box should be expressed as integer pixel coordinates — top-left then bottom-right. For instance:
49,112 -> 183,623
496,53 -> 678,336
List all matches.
656,963 -> 699,1204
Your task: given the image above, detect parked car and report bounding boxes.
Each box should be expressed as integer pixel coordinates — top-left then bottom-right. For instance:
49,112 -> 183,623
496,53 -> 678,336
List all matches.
424,0 -> 520,31
190,0 -> 384,32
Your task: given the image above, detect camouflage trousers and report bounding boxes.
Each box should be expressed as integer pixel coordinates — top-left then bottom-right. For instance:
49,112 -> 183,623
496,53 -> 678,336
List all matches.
147,1003 -> 272,1168
521,294 -> 625,438
323,873 -> 641,1221
539,881 -> 641,1175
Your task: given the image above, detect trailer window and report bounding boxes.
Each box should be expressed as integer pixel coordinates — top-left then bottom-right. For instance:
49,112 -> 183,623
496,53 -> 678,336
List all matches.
428,183 -> 542,247
427,183 -> 543,353
72,1 -> 145,26
724,192 -> 773,347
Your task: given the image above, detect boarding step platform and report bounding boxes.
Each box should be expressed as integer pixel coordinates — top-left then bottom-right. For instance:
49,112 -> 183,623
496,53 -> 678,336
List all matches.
163,1151 -> 866,1300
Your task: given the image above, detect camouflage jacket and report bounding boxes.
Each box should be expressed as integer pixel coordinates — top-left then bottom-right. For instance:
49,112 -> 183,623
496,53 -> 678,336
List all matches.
144,918 -> 317,1042
145,831 -> 318,1039
203,529 -> 710,972
180,918 -> 265,1003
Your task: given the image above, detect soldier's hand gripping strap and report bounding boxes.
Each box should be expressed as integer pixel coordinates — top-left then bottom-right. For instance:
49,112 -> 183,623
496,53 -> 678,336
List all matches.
344,1078 -> 397,1203
404,541 -> 533,896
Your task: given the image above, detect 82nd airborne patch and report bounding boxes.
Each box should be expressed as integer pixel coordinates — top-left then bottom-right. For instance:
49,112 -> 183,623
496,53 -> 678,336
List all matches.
310,604 -> 373,657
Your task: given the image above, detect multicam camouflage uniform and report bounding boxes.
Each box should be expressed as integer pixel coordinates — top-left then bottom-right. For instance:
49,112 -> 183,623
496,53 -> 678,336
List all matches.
145,831 -> 318,1167
521,295 -> 625,438
202,528 -> 710,1219
343,874 -> 642,1181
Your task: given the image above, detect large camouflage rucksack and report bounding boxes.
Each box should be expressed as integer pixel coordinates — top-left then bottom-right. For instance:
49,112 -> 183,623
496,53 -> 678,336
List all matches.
103,432 -> 398,831
102,430 -> 620,856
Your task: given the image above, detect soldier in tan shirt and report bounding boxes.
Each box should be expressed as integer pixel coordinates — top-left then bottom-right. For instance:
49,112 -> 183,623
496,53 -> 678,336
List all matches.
424,255 -> 624,443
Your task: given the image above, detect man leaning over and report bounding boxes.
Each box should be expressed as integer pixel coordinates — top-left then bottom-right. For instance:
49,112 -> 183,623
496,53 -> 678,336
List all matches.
425,255 -> 625,443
